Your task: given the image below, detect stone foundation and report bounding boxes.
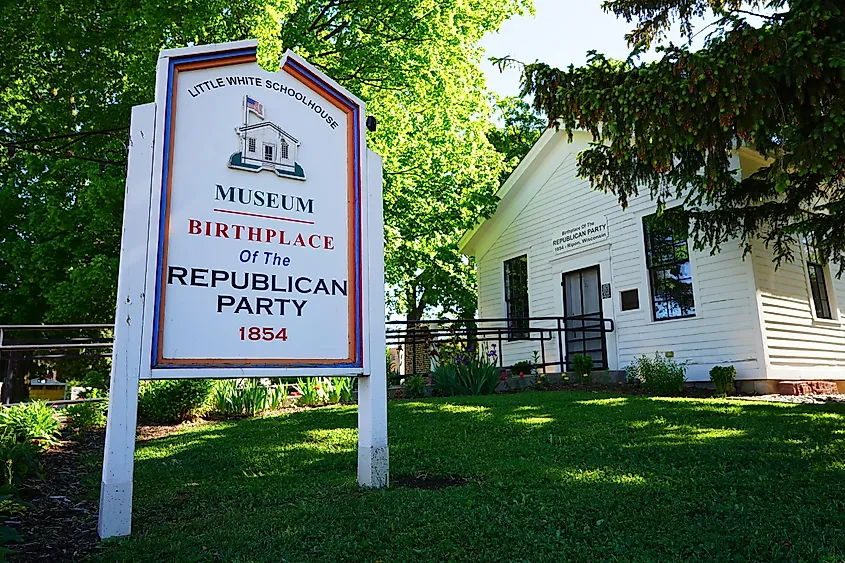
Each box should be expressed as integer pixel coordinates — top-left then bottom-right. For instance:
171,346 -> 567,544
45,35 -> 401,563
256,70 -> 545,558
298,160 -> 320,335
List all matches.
777,380 -> 840,396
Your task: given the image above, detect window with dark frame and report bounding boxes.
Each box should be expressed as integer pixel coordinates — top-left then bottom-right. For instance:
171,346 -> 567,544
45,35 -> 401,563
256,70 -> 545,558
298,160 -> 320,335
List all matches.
620,289 -> 640,311
643,212 -> 696,321
504,255 -> 529,340
248,137 -> 256,153
263,144 -> 275,161
804,235 -> 833,319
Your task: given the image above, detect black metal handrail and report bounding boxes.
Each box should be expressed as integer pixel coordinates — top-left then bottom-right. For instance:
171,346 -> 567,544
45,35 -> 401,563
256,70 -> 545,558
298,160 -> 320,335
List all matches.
0,317 -> 617,392
0,324 -> 115,404
387,316 -> 614,376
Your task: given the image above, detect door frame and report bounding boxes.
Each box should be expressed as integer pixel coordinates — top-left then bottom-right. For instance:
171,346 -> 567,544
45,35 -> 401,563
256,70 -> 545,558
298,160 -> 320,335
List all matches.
562,265 -> 608,371
551,246 -> 618,370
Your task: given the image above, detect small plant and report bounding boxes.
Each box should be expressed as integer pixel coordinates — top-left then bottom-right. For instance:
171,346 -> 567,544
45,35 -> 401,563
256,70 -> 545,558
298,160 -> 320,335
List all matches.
211,380 -> 293,416
404,374 -> 427,399
0,403 -> 62,488
431,345 -> 500,396
296,378 -> 327,407
0,484 -> 23,557
326,378 -> 354,403
63,401 -> 107,434
210,380 -> 239,416
268,383 -> 289,410
572,354 -> 594,384
510,360 -> 534,377
138,379 -> 212,423
386,349 -> 400,387
239,380 -> 268,416
0,402 -> 61,451
710,365 -> 737,396
0,433 -> 39,486
431,362 -> 459,396
626,353 -> 687,395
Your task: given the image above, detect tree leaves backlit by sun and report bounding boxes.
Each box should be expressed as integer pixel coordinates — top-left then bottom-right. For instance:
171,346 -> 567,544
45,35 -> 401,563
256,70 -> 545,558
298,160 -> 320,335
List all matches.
0,0 -> 533,324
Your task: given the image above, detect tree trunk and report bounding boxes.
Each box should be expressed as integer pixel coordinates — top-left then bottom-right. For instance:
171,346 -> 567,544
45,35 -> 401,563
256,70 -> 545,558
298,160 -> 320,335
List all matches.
12,355 -> 32,403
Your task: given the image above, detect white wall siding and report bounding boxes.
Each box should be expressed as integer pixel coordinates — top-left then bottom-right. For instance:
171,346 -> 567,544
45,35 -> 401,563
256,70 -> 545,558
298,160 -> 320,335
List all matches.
751,245 -> 845,379
475,133 -> 762,381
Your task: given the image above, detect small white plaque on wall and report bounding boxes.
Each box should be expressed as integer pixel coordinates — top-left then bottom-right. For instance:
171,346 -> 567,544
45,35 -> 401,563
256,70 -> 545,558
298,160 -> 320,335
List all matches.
551,215 -> 609,256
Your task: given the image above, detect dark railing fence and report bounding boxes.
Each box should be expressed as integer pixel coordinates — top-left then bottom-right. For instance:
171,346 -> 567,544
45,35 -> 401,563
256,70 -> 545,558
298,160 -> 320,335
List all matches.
386,316 -> 615,379
0,316 -> 616,398
0,324 -> 113,404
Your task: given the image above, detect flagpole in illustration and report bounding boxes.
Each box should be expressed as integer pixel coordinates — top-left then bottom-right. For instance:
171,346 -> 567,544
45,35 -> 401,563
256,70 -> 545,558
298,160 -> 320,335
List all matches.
230,94 -> 302,179
243,94 -> 248,129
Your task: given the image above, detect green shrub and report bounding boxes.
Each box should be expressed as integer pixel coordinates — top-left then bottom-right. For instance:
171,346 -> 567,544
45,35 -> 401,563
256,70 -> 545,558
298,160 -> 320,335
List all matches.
431,362 -> 460,396
238,380 -> 269,416
572,354 -> 594,384
0,402 -> 61,451
137,379 -> 212,423
63,401 -> 107,434
0,434 -> 39,487
403,375 -> 427,399
710,365 -> 737,396
510,360 -> 534,376
626,353 -> 687,394
210,380 -> 239,416
0,402 -> 60,487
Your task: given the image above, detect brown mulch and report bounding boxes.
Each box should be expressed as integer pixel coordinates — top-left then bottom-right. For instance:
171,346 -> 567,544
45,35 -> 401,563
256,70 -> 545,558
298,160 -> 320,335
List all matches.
12,422 -> 197,562
13,430 -> 104,562
136,420 -> 210,442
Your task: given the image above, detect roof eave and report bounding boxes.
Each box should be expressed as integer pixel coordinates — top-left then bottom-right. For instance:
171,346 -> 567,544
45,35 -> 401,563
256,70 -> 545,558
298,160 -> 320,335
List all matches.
459,125 -> 562,255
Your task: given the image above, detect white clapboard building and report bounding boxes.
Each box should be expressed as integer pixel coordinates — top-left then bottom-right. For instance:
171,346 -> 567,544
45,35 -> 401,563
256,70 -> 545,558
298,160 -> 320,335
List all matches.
239,122 -> 299,172
229,95 -> 305,180
459,128 -> 845,392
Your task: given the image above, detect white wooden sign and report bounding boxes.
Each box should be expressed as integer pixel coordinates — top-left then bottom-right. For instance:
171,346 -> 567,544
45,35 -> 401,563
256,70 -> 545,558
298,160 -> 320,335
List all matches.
98,40 -> 388,539
551,215 -> 609,256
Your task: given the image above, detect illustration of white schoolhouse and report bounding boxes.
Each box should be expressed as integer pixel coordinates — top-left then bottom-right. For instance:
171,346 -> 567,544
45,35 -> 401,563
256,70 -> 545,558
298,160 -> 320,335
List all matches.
460,127 -> 845,394
229,95 -> 306,180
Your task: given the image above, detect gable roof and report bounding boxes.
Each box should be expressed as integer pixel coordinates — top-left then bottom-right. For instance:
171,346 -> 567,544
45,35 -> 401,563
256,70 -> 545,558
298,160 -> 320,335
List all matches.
459,127 -> 591,259
239,122 -> 300,145
459,128 -> 771,260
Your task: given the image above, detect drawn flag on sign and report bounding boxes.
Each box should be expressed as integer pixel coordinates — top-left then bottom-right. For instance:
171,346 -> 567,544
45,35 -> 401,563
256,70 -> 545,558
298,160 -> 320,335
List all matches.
246,96 -> 264,119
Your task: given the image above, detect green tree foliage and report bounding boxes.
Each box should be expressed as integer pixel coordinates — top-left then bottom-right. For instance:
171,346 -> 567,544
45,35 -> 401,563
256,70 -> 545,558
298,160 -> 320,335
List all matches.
0,0 -> 287,324
487,96 -> 546,183
1,0 -> 531,326
276,0 -> 533,321
514,0 -> 845,273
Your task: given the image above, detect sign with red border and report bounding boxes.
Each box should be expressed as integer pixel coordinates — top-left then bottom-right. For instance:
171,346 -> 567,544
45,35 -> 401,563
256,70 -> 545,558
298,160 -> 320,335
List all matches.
147,44 -> 368,372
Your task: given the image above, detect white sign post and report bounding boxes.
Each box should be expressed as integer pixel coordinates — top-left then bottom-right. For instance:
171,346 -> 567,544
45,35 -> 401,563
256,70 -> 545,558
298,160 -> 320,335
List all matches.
98,40 -> 387,539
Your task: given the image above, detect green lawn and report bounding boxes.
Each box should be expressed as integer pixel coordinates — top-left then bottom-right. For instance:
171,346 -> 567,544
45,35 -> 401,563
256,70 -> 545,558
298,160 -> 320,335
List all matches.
96,392 -> 845,562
